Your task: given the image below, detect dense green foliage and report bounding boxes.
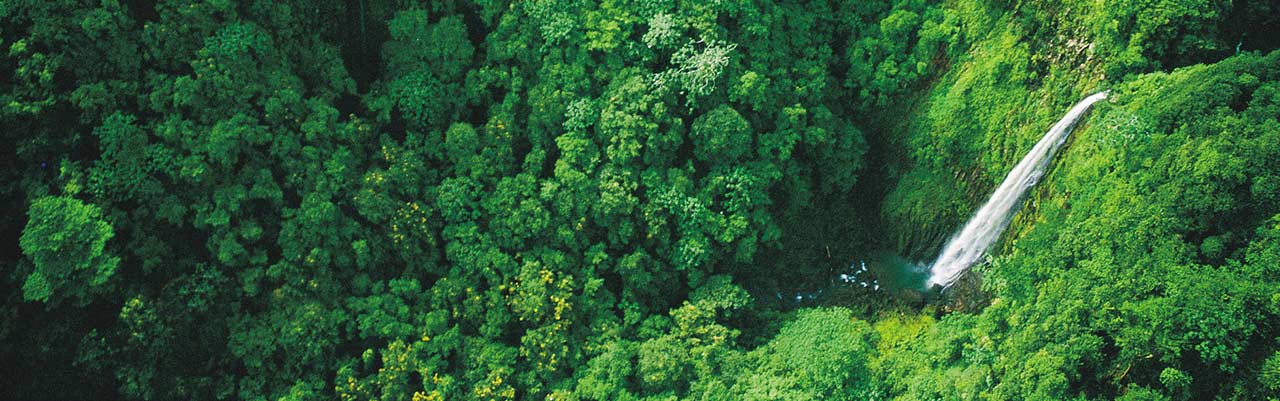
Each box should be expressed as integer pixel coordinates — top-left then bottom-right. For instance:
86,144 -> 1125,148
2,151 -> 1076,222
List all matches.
1,0 -> 1277,400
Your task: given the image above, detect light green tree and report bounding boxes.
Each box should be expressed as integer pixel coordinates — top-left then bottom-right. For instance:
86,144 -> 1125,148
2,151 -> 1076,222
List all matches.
19,196 -> 119,305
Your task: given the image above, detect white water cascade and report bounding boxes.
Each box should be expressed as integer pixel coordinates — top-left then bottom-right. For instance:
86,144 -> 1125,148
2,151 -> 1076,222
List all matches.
926,91 -> 1109,289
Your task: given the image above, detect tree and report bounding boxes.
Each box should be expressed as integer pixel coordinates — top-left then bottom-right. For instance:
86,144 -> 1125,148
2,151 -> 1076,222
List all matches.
18,196 -> 119,305
690,105 -> 751,163
737,307 -> 876,401
657,39 -> 738,101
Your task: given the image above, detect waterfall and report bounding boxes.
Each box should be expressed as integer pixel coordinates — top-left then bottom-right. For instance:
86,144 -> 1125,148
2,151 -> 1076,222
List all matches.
926,91 -> 1109,289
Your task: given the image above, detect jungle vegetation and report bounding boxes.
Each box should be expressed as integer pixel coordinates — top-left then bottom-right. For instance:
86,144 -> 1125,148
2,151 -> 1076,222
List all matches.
2,0 -> 1279,400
